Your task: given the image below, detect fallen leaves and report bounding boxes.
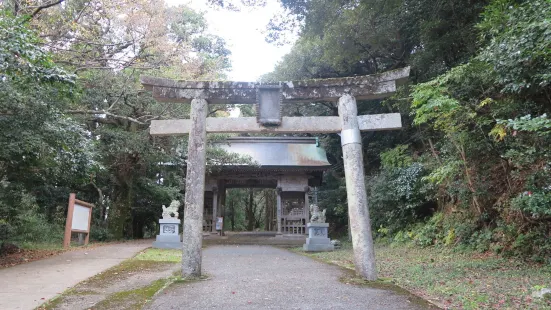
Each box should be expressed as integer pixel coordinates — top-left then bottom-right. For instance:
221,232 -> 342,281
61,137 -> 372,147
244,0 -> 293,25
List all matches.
0,248 -> 65,269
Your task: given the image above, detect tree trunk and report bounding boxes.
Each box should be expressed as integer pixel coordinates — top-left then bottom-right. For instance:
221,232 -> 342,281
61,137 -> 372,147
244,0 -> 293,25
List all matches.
247,188 -> 254,231
230,200 -> 235,231
264,190 -> 270,231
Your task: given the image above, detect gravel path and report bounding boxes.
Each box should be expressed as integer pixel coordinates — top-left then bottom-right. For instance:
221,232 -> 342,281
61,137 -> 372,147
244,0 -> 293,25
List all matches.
0,240 -> 151,310
147,245 -> 432,310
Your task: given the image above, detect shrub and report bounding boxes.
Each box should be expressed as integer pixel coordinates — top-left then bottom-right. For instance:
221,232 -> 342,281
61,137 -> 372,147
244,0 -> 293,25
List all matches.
14,209 -> 64,245
90,225 -> 114,242
368,162 -> 436,233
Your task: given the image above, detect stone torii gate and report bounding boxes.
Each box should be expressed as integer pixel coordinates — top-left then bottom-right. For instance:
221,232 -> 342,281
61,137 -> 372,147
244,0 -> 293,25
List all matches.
141,67 -> 409,281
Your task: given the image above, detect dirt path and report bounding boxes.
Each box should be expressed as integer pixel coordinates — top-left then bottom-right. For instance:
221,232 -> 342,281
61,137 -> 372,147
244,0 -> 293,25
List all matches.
147,245 -> 435,310
0,240 -> 151,310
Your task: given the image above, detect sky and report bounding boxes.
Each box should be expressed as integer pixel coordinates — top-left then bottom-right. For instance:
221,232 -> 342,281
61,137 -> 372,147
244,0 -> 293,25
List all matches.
166,0 -> 294,81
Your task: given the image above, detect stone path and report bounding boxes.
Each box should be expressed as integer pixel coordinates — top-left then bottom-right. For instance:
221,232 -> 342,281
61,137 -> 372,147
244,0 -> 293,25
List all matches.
0,240 -> 151,310
147,245 -> 433,310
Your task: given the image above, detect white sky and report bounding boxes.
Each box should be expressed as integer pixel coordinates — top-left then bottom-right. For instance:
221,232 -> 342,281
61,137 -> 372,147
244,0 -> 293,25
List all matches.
165,0 -> 294,81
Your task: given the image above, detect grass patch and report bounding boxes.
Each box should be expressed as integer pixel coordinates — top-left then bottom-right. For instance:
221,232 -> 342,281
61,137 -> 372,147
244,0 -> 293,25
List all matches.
83,248 -> 181,287
83,259 -> 169,287
37,294 -> 67,310
38,248 -> 186,310
134,248 -> 181,262
91,273 -> 210,310
93,278 -> 169,310
295,243 -> 551,309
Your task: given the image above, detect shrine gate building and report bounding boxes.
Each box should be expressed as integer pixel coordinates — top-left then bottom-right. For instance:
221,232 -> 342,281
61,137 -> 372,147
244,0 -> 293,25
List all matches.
202,136 -> 331,235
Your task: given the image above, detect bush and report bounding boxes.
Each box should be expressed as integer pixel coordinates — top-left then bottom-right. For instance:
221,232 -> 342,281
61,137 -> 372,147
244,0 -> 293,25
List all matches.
0,220 -> 13,243
90,225 -> 114,242
368,162 -> 436,233
510,191 -> 551,218
0,191 -> 64,246
13,209 -> 64,245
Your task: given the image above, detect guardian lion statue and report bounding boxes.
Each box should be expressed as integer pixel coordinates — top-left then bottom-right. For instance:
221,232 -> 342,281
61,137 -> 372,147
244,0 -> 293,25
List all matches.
162,200 -> 180,219
310,204 -> 326,223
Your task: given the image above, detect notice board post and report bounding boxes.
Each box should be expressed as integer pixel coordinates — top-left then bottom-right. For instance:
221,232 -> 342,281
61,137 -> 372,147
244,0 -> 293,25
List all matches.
63,193 -> 94,248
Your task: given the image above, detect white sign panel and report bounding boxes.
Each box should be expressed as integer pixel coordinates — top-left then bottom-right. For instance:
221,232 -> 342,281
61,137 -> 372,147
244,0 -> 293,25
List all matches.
71,204 -> 90,231
215,217 -> 223,231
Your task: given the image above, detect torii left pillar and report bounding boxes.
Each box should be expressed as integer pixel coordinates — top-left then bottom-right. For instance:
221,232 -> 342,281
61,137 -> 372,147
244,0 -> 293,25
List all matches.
181,98 -> 207,277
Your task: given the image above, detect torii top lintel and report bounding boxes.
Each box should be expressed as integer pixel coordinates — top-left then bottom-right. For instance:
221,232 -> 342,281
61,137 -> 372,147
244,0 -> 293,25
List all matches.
140,67 -> 410,104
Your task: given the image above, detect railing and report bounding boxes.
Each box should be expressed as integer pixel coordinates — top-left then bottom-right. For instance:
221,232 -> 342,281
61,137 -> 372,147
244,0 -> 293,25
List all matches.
203,219 -> 213,232
282,208 -> 306,234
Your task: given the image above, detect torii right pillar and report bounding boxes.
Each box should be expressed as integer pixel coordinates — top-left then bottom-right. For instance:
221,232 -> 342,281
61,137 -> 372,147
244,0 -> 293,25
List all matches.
338,94 -> 377,281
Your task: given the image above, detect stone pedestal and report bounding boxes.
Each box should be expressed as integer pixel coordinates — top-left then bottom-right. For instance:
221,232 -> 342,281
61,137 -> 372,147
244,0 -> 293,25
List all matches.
153,219 -> 182,249
303,223 -> 334,252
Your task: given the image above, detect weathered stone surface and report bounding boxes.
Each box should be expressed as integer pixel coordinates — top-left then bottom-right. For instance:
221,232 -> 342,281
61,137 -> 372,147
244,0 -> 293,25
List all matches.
154,216 -> 182,249
211,187 -> 218,233
338,94 -> 378,280
140,67 -> 409,104
303,223 -> 334,252
161,201 -> 180,219
181,99 -> 207,277
276,189 -> 282,234
150,114 -> 402,136
532,288 -> 551,300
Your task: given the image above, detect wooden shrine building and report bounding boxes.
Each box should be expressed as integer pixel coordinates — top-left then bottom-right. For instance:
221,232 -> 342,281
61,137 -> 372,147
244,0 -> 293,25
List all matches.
203,136 -> 331,235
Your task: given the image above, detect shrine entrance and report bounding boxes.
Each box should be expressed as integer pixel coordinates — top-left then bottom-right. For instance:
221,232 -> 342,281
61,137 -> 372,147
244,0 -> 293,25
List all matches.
201,137 -> 331,235
141,67 -> 409,280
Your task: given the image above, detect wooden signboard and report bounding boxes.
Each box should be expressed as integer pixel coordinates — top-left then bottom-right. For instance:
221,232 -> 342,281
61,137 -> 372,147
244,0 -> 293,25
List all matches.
63,193 -> 94,248
215,217 -> 223,231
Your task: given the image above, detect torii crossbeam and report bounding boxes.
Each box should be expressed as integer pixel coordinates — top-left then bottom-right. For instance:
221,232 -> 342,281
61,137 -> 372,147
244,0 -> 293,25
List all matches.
141,67 -> 410,281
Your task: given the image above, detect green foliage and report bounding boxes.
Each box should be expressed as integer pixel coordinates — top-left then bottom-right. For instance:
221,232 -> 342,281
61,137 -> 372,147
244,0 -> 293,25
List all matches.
90,225 -> 114,242
0,191 -> 63,245
268,0 -> 551,261
380,145 -> 412,169
511,191 -> 551,218
369,163 -> 436,233
422,160 -> 461,185
0,11 -> 94,246
478,0 -> 551,94
0,4 -> 232,244
401,0 -> 551,260
268,0 -> 487,81
498,114 -> 551,136
0,11 -> 75,84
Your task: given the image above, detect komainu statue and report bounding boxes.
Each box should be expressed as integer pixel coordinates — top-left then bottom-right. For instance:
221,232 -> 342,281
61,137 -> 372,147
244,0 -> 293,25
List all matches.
162,200 -> 180,219
309,204 -> 326,223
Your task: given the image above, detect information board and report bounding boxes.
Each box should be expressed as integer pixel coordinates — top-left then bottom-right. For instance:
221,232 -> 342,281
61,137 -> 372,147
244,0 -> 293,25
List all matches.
71,204 -> 90,231
63,193 -> 94,248
215,217 -> 223,231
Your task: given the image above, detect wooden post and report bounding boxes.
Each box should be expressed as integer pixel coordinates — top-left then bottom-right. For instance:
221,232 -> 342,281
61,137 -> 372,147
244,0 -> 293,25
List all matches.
338,94 -> 377,281
182,98 -> 208,277
304,189 -> 310,234
276,188 -> 282,234
85,205 -> 93,245
63,193 -> 76,248
219,181 -> 226,235
212,187 -> 218,233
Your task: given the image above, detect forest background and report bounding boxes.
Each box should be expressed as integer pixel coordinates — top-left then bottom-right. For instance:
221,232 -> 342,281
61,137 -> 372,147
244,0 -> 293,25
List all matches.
0,0 -> 550,263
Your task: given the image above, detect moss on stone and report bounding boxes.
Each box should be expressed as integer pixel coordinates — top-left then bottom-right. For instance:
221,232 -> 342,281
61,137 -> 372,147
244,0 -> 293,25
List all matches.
92,278 -> 169,310
36,295 -> 65,310
84,260 -> 174,287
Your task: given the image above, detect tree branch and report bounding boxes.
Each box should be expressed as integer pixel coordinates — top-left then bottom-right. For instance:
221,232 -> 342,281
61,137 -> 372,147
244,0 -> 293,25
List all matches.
66,110 -> 146,125
30,0 -> 65,18
208,108 -> 224,116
